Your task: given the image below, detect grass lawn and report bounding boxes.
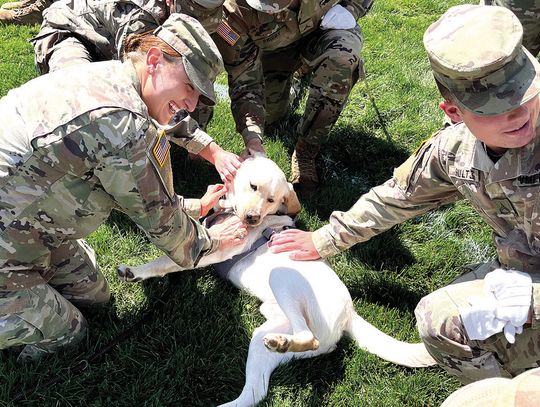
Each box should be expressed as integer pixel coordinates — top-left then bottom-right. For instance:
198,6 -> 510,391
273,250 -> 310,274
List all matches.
0,0 -> 498,406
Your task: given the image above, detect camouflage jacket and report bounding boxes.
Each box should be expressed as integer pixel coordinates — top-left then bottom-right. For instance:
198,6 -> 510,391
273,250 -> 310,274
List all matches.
314,110 -> 540,276
35,0 -> 221,61
213,0 -> 371,142
0,60 -> 216,291
313,112 -> 540,326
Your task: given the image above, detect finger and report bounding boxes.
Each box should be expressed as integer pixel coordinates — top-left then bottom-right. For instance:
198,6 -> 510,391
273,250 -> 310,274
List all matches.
268,241 -> 297,253
268,234 -> 298,245
290,251 -> 318,261
232,158 -> 242,168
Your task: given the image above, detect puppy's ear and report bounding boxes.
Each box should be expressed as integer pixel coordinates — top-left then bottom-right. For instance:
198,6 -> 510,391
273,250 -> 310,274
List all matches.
282,182 -> 301,215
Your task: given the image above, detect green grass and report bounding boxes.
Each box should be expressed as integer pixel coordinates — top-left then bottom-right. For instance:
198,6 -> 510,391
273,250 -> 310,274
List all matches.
0,0 -> 496,405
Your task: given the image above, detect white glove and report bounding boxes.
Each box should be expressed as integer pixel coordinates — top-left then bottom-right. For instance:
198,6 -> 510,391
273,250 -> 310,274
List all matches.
459,294 -> 506,341
459,269 -> 532,344
320,4 -> 357,30
484,268 -> 532,343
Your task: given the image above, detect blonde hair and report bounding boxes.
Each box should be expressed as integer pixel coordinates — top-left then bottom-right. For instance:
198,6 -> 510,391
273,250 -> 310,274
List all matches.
123,31 -> 183,65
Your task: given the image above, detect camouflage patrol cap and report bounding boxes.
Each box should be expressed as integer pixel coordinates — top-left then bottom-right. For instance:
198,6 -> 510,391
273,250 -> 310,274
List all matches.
154,13 -> 224,106
245,0 -> 292,13
441,367 -> 540,407
424,4 -> 540,116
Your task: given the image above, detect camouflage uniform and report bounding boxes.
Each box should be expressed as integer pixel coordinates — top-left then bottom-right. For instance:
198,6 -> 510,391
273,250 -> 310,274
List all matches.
311,5 -> 540,383
0,55 -> 219,355
212,0 -> 370,186
31,0 -> 222,131
32,0 -> 222,73
482,0 -> 540,56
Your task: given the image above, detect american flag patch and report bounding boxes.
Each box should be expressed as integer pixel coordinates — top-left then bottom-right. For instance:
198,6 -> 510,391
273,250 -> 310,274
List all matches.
152,130 -> 170,167
217,21 -> 240,46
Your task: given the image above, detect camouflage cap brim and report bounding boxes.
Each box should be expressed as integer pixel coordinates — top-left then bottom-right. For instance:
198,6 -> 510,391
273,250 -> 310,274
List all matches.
183,57 -> 216,106
245,0 -> 292,13
440,377 -> 510,407
438,47 -> 540,116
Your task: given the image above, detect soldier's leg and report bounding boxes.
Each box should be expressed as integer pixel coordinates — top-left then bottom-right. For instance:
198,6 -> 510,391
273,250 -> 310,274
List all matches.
47,239 -> 110,307
415,265 -> 540,384
47,37 -> 93,73
485,0 -> 540,56
1,0 -> 35,10
261,46 -> 302,126
0,284 -> 88,361
32,31 -> 92,75
291,27 -> 364,189
0,0 -> 51,26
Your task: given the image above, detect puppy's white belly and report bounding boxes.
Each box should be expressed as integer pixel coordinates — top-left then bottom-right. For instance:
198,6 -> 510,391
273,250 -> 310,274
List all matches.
226,246 -> 279,301
227,247 -> 354,345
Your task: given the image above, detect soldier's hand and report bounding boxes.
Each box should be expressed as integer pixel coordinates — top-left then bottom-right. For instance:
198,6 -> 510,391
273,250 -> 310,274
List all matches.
200,184 -> 227,217
213,149 -> 242,183
268,229 -> 321,261
240,138 -> 266,160
320,4 -> 356,30
208,215 -> 248,250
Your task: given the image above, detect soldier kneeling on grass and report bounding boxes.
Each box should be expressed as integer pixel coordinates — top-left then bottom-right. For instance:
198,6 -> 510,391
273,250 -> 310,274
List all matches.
0,14 -> 247,363
269,4 -> 540,384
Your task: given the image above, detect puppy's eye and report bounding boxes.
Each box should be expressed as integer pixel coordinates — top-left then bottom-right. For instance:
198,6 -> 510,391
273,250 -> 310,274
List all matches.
250,183 -> 257,191
267,198 -> 274,203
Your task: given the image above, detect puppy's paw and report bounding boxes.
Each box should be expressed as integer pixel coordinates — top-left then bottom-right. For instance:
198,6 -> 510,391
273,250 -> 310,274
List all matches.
263,334 -> 290,353
116,265 -> 141,283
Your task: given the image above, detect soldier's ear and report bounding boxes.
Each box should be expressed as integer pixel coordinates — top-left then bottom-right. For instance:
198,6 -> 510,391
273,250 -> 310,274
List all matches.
146,47 -> 162,74
439,100 -> 462,123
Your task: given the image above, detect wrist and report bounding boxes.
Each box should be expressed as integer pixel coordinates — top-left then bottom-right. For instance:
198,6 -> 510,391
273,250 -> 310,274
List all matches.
241,126 -> 263,144
199,141 -> 220,164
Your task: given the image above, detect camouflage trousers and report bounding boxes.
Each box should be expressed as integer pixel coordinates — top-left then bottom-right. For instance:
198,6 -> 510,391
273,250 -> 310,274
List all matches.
261,25 -> 364,146
0,239 -> 110,352
481,0 -> 540,56
415,262 -> 540,384
32,31 -> 94,74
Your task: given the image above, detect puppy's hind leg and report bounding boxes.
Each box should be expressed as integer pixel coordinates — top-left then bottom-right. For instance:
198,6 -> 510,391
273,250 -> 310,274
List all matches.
218,319 -> 294,407
263,268 -> 320,353
117,255 -> 180,282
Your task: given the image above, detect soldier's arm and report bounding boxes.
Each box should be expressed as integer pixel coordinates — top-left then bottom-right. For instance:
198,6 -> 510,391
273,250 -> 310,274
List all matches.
94,118 -> 218,268
164,112 -> 214,154
212,22 -> 265,145
313,132 -> 462,257
179,197 -> 202,219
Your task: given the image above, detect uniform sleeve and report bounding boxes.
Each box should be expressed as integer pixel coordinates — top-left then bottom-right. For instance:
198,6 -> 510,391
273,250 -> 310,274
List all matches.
180,197 -> 202,218
165,112 -> 214,154
94,118 -> 217,268
212,24 -> 265,143
313,132 -> 462,258
340,0 -> 373,20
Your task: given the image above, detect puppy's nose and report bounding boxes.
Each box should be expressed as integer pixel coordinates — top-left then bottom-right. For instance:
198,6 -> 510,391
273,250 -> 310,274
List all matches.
245,211 -> 260,225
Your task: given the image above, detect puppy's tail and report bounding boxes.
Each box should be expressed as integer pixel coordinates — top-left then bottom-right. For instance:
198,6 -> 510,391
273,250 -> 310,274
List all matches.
345,314 -> 437,368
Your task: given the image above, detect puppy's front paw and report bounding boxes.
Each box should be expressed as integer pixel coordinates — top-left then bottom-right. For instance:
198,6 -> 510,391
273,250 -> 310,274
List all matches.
116,265 -> 141,282
263,334 -> 290,353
